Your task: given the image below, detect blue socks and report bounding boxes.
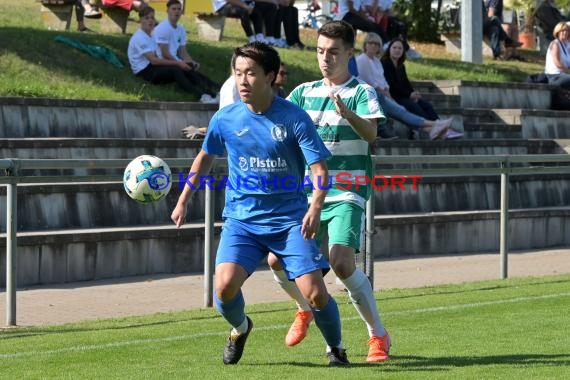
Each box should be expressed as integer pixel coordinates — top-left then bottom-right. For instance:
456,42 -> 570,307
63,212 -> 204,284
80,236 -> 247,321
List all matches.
312,296 -> 342,348
214,290 -> 246,328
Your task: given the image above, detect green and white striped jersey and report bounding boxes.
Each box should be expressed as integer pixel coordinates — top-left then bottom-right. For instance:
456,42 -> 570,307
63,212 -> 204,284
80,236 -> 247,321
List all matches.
288,76 -> 385,209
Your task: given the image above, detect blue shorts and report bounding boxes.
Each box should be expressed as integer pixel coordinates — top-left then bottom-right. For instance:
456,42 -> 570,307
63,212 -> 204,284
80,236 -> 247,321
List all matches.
216,218 -> 329,280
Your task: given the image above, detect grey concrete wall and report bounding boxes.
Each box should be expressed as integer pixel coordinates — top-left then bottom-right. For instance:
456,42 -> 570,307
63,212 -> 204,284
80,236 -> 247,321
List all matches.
0,97 -> 217,138
376,208 -> 570,257
2,209 -> 569,286
1,88 -> 569,286
374,139 -> 563,158
427,80 -> 555,110
0,225 -> 221,286
375,175 -> 570,214
1,174 -> 568,231
0,182 -> 226,230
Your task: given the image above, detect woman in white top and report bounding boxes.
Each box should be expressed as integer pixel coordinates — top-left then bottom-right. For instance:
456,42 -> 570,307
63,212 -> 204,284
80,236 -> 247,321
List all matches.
355,33 -> 457,140
545,21 -> 570,88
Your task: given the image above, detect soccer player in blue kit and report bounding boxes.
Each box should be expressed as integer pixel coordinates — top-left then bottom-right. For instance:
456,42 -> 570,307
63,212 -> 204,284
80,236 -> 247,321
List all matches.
171,42 -> 350,366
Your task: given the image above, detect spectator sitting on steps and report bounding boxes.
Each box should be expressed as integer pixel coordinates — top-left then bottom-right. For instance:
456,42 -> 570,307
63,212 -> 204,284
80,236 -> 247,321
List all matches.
544,21 -> 570,88
127,6 -> 219,103
356,33 -> 459,140
213,0 -> 263,43
381,37 -> 457,140
337,0 -> 388,42
275,0 -> 306,49
154,0 -> 221,103
483,0 -> 523,60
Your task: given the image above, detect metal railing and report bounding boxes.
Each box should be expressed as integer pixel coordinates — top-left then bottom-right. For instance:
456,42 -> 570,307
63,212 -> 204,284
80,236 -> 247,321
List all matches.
3,154 -> 570,327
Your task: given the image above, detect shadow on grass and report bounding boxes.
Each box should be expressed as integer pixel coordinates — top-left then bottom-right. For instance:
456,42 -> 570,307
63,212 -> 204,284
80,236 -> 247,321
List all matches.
387,353 -> 570,370
0,25 -> 321,101
412,57 -> 533,82
0,304 -> 299,339
0,26 -> 232,101
250,353 -> 570,369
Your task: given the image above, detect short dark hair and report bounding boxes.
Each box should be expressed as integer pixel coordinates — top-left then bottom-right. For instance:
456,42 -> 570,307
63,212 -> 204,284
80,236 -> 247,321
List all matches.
166,0 -> 181,8
317,20 -> 355,48
138,5 -> 154,18
231,42 -> 281,85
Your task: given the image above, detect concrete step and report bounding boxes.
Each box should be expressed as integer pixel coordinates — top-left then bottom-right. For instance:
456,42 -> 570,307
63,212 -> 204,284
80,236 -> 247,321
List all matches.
459,108 -> 503,123
423,80 -> 554,109
0,97 -> 216,138
374,138 -> 566,158
375,173 -> 570,214
0,138 -> 200,176
388,108 -> 512,140
3,207 -> 569,286
463,122 -> 523,139
411,81 -> 446,94
376,207 -> 570,256
410,93 -> 461,109
0,138 -> 201,159
0,223 -> 222,286
2,171 -> 569,230
493,109 -> 570,139
0,181 -> 223,231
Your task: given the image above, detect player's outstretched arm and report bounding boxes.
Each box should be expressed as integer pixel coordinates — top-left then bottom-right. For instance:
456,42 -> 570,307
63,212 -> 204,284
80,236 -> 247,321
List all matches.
302,160 -> 329,240
171,150 -> 215,228
329,92 -> 377,143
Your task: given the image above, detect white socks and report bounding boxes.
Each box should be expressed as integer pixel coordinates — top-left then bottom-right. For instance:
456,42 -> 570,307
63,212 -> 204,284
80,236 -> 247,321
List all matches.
271,267 -> 386,337
341,269 -> 385,337
231,316 -> 249,335
272,269 -> 312,311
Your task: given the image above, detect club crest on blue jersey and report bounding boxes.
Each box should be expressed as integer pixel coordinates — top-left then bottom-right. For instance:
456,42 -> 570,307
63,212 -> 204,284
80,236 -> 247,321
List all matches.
271,124 -> 287,142
238,156 -> 249,171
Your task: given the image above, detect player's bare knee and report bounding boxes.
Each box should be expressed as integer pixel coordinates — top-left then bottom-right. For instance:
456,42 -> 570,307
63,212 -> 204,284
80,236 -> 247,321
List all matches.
329,246 -> 356,279
332,262 -> 355,280
267,253 -> 282,270
311,292 -> 332,309
215,283 -> 240,302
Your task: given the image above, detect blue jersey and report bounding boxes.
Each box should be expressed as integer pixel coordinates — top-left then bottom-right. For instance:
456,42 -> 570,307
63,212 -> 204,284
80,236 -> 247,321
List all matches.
203,96 -> 331,233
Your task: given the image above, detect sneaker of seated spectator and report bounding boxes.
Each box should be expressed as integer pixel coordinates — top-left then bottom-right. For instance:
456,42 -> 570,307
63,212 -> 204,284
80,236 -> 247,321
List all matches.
83,0 -> 102,18
445,129 -> 464,140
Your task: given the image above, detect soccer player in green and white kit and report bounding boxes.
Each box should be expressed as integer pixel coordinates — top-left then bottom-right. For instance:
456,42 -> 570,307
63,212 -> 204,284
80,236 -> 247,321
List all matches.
268,20 -> 391,363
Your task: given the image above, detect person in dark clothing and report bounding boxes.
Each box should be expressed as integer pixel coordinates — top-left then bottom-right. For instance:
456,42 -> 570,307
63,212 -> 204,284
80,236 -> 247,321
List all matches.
338,0 -> 388,42
534,0 -> 568,41
213,0 -> 263,43
275,0 -> 306,49
128,6 -> 220,102
380,37 -> 449,139
483,0 -> 522,59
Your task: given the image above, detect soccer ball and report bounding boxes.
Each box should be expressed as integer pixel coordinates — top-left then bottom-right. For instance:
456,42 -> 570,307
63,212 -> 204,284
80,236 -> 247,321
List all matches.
123,155 -> 172,204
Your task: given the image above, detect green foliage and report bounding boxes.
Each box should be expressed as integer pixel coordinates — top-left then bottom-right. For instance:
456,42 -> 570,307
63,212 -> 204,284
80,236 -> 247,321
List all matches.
0,0 -> 546,102
393,0 -> 439,41
1,274 -> 569,378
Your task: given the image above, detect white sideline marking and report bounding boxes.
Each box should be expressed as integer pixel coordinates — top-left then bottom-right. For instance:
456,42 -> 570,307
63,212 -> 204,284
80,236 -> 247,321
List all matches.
1,292 -> 568,360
